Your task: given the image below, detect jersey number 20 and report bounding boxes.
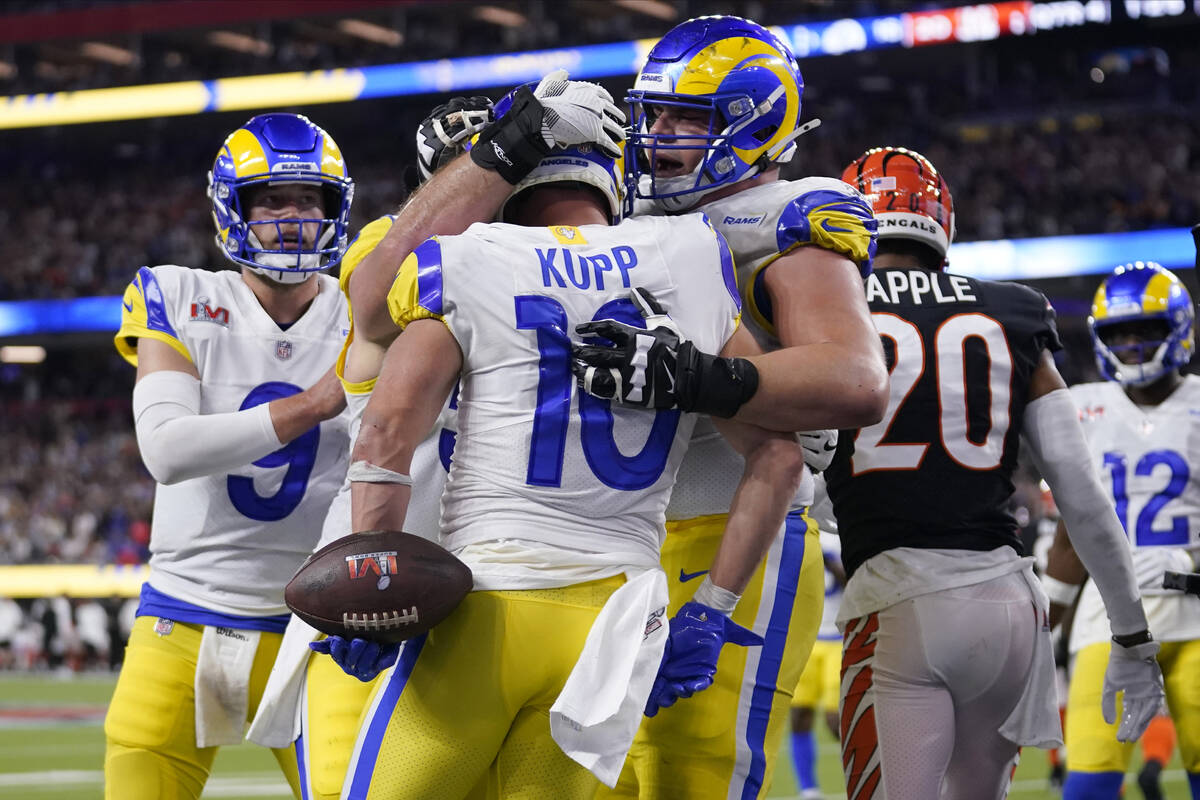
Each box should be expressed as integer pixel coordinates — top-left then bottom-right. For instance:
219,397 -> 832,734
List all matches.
853,312 -> 1013,475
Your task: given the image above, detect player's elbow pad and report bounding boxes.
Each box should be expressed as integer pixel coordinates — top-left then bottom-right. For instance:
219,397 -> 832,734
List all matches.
133,371 -> 282,485
1021,388 -> 1146,634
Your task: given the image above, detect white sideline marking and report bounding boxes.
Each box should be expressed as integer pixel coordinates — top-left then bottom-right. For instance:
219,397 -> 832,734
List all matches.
0,771 -> 292,796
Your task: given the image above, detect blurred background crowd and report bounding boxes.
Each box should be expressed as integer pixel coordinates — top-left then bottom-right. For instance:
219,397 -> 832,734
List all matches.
1,0 -> 1197,671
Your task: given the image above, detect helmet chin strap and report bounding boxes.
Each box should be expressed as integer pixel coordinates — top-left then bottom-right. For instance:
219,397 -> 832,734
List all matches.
245,226 -> 336,283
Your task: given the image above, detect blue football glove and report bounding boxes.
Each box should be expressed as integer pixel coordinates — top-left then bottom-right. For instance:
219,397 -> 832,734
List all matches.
645,601 -> 764,717
309,635 -> 400,683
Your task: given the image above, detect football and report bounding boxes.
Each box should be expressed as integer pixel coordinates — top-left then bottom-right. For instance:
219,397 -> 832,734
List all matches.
285,530 -> 473,643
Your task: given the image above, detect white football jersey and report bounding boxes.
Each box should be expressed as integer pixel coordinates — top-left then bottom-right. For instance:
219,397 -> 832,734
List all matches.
117,266 -> 351,616
386,215 -> 741,561
1067,376 -> 1200,651
636,178 -> 877,520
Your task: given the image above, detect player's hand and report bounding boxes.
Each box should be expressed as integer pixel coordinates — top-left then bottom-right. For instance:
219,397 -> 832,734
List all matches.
1101,639 -> 1164,741
416,96 -> 494,184
644,601 -> 763,717
799,429 -> 838,472
309,635 -> 400,683
572,287 -> 683,410
532,69 -> 625,158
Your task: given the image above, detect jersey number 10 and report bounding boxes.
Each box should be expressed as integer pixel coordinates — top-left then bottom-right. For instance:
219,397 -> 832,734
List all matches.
516,294 -> 681,491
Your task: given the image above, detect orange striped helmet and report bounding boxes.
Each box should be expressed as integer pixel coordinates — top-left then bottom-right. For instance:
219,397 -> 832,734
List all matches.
841,147 -> 955,267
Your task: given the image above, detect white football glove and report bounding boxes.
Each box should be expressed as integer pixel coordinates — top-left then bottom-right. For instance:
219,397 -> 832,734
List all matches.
533,69 -> 626,158
798,429 -> 838,473
1101,640 -> 1164,742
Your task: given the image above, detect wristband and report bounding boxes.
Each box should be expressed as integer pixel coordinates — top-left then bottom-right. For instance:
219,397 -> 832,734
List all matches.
692,575 -> 740,615
674,342 -> 760,418
1112,629 -> 1154,648
1041,574 -> 1083,607
347,461 -> 413,485
468,86 -> 549,185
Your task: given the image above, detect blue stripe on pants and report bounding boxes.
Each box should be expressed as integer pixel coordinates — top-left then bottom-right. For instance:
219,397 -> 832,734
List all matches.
345,634 -> 427,800
739,511 -> 807,799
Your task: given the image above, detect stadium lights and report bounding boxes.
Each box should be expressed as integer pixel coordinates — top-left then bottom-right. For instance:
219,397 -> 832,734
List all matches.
0,345 -> 46,363
612,0 -> 679,21
473,5 -> 528,28
79,42 -> 138,67
206,30 -> 273,57
337,19 -> 404,47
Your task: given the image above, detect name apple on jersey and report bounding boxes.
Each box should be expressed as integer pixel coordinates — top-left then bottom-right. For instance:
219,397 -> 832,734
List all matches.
865,268 -> 980,307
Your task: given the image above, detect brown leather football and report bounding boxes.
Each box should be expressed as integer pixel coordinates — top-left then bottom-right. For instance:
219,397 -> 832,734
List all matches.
285,530 -> 472,643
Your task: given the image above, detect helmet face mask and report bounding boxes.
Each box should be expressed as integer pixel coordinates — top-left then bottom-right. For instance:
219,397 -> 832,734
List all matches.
1089,261 -> 1195,388
208,113 -> 354,283
626,15 -> 805,213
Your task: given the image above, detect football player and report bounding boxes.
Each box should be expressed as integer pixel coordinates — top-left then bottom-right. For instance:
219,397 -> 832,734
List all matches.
1042,260 -> 1200,799
571,16 -> 888,799
104,113 -> 354,800
818,148 -> 1160,799
336,131 -> 809,798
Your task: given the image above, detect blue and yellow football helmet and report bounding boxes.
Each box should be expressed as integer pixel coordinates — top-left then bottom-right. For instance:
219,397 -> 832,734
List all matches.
626,15 -> 808,212
491,84 -> 626,224
1089,261 -> 1195,386
208,113 -> 354,281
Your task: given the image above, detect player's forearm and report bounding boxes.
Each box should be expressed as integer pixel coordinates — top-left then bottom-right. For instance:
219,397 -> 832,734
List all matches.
349,154 -> 512,344
1045,518 -> 1088,628
1023,389 -> 1148,636
732,342 -> 889,431
133,371 -> 284,485
267,367 -> 346,443
707,434 -> 806,595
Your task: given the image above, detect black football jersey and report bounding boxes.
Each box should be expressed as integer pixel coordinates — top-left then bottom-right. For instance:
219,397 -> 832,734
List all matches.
825,266 -> 1063,578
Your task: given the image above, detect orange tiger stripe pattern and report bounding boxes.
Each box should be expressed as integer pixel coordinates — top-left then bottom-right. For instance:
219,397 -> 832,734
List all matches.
840,612 -> 881,800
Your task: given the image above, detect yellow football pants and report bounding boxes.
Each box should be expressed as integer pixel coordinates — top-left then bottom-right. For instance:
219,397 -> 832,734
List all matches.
343,577 -> 623,800
104,616 -> 300,800
1067,638 -> 1200,774
792,639 -> 842,712
601,511 -> 823,800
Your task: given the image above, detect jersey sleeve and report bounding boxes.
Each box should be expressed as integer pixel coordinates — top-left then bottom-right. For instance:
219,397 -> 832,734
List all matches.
113,266 -> 192,367
338,215 -> 396,299
335,215 -> 396,395
775,179 -> 877,276
385,237 -> 447,330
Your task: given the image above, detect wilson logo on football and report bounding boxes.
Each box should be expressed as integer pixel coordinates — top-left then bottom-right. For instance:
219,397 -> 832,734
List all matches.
342,607 -> 420,633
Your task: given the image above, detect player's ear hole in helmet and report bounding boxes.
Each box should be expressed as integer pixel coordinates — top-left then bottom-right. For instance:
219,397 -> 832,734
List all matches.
841,146 -> 955,272
208,112 -> 355,283
1089,261 -> 1196,387
626,15 -> 816,213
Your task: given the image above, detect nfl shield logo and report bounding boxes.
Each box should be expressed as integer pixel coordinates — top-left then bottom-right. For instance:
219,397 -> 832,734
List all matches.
154,618 -> 174,637
275,340 -> 292,360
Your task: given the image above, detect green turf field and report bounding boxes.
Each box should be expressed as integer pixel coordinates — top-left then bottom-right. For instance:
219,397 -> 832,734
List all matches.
0,673 -> 1189,799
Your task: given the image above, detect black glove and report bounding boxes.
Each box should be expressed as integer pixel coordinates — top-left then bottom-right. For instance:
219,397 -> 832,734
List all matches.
572,288 -> 760,418
469,86 -> 551,184
416,96 -> 495,184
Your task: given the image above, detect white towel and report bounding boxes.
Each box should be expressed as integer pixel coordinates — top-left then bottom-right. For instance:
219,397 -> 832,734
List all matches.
194,625 -> 261,747
246,616 -> 320,748
998,565 -> 1064,748
549,568 -> 669,787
